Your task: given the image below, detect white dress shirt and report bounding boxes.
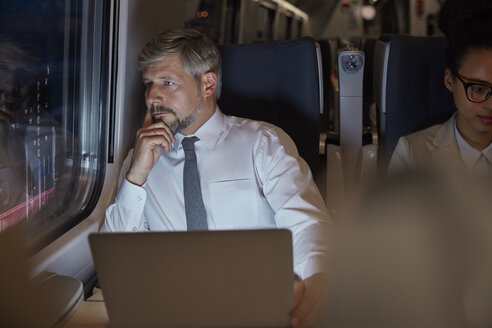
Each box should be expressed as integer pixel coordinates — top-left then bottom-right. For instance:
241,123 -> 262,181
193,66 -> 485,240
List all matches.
454,118 -> 492,172
103,107 -> 331,279
388,112 -> 492,173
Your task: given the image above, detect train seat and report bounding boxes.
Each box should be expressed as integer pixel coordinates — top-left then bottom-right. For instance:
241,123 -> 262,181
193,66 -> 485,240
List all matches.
316,39 -> 334,135
326,35 -> 454,213
373,34 -> 455,171
217,37 -> 323,179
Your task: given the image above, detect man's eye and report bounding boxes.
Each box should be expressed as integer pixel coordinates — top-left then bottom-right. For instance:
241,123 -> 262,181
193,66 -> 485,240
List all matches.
164,81 -> 175,86
144,82 -> 152,89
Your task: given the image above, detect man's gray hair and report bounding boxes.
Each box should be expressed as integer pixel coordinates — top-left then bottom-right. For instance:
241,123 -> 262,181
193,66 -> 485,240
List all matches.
137,29 -> 222,99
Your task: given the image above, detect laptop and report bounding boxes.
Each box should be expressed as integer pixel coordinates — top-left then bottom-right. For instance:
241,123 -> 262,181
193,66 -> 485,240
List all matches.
89,229 -> 294,328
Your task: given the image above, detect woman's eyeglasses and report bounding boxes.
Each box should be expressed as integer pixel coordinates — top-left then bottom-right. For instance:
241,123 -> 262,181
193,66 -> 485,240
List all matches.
455,73 -> 492,103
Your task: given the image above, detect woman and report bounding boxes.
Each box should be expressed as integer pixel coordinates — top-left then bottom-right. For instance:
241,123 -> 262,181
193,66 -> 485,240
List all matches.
389,0 -> 492,173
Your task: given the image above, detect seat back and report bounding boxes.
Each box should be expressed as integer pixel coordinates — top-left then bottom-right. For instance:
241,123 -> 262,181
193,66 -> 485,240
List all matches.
374,34 -> 456,168
317,39 -> 334,133
218,37 -> 322,177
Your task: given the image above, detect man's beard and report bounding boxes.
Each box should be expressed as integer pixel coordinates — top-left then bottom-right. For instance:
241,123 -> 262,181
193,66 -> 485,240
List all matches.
150,104 -> 199,134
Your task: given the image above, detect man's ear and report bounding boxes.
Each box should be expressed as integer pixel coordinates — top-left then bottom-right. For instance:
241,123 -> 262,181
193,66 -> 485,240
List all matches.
202,72 -> 218,97
444,68 -> 455,92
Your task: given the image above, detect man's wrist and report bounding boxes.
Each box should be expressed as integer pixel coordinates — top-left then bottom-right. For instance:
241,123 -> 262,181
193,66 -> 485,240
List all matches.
126,170 -> 147,186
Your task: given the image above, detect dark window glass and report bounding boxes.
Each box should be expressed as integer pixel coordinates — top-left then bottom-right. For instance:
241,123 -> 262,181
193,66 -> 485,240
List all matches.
0,0 -> 109,250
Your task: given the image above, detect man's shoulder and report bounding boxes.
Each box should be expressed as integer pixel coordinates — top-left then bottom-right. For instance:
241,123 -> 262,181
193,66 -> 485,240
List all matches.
224,114 -> 282,135
221,114 -> 296,151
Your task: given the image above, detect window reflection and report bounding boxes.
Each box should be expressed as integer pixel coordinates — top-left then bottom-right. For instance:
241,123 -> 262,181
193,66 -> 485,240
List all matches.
0,37 -> 65,228
0,0 -> 108,250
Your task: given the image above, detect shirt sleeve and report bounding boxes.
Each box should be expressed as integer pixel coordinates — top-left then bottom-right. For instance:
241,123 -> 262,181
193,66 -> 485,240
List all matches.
257,127 -> 332,280
100,149 -> 149,232
388,137 -> 412,174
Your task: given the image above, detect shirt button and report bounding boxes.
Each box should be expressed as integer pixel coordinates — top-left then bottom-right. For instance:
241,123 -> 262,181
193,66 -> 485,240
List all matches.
132,227 -> 137,231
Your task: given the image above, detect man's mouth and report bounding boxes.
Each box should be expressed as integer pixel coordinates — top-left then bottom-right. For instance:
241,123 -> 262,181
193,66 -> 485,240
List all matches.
151,105 -> 176,119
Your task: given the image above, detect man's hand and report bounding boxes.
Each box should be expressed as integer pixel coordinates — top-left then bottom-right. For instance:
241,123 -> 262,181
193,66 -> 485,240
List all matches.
126,110 -> 176,186
291,273 -> 328,328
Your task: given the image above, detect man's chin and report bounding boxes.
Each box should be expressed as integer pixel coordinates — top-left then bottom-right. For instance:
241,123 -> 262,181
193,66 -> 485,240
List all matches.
166,120 -> 180,134
153,115 -> 174,128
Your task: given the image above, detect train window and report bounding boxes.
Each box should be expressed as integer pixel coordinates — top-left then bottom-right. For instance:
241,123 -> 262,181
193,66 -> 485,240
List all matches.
0,0 -> 110,250
248,1 -> 276,42
254,5 -> 269,41
185,0 -> 224,44
285,12 -> 293,40
223,0 -> 240,44
296,19 -> 303,38
266,5 -> 276,41
277,13 -> 287,40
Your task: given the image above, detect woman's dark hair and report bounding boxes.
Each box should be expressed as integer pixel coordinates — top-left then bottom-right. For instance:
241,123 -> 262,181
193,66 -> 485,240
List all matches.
438,0 -> 492,74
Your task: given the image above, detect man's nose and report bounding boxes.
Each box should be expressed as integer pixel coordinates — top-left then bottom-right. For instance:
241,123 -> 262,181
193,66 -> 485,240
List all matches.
147,84 -> 162,102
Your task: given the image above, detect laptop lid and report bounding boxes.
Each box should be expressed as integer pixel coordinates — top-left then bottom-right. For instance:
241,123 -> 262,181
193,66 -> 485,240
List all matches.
89,229 -> 294,328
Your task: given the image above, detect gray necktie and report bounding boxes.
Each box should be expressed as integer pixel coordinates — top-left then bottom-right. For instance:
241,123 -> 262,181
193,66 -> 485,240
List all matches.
182,137 -> 208,230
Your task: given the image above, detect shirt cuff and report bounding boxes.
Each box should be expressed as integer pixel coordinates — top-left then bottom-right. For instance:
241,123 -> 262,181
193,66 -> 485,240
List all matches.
115,179 -> 147,231
297,255 -> 329,280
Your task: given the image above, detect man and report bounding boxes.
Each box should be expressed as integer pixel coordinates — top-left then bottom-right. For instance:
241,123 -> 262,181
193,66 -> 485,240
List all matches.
103,29 -> 331,328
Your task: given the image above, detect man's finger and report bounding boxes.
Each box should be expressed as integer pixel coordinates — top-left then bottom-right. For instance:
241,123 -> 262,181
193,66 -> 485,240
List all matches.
291,287 -> 316,327
291,273 -> 327,328
142,109 -> 153,128
138,119 -> 176,144
291,280 -> 305,327
294,290 -> 325,328
153,121 -> 176,142
152,128 -> 174,144
293,280 -> 305,309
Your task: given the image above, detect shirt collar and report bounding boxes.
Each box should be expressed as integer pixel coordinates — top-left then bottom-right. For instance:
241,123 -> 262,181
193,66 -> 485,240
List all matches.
173,106 -> 225,151
454,117 -> 492,168
482,141 -> 492,164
